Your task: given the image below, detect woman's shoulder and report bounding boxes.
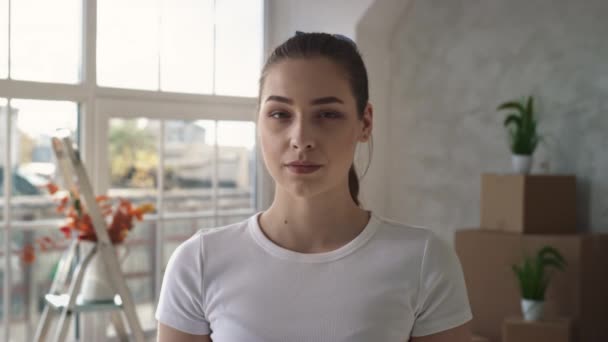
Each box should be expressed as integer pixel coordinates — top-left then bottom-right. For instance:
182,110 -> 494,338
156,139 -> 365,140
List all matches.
372,213 -> 436,243
372,214 -> 463,282
171,215 -> 255,257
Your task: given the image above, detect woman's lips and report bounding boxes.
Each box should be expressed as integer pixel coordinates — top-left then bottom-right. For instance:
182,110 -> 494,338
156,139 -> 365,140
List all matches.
286,165 -> 322,174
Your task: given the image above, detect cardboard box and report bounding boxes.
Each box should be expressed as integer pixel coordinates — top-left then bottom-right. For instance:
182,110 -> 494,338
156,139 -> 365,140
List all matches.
502,316 -> 573,342
454,229 -> 608,342
471,334 -> 491,342
480,174 -> 576,234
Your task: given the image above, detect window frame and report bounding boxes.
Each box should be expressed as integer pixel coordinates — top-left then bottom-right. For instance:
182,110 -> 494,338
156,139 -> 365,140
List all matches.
0,0 -> 270,339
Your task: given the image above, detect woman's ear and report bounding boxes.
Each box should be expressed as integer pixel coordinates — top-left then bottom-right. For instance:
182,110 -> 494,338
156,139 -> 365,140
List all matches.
359,103 -> 373,143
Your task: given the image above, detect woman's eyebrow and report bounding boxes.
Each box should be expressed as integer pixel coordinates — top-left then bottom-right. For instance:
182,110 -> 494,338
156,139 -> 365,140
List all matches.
311,96 -> 344,105
264,95 -> 344,105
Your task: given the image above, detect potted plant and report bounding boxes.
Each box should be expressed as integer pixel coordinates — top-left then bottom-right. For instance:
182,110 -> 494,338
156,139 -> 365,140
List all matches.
497,95 -> 541,174
21,182 -> 154,301
512,246 -> 567,321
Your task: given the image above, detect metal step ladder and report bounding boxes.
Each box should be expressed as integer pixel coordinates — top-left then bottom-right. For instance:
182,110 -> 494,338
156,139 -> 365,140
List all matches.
34,133 -> 145,342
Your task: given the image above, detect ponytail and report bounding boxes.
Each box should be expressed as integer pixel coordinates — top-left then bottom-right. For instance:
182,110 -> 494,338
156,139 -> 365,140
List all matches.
348,164 -> 360,206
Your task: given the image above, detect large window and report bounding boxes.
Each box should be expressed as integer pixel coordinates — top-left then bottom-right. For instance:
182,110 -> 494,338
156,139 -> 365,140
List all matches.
0,1 -> 264,340
10,0 -> 82,83
0,99 -> 80,342
0,0 -> 8,79
98,0 -> 263,96
9,100 -> 79,220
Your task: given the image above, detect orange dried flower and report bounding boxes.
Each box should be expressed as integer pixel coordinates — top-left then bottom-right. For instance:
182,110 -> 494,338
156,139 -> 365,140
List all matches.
20,183 -> 155,264
46,183 -> 59,195
21,245 -> 36,264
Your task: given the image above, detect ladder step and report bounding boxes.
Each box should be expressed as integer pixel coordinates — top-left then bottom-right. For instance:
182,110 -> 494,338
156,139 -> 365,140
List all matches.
44,294 -> 124,313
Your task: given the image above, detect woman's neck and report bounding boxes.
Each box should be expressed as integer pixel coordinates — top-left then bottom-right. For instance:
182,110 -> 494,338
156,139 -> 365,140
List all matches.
258,186 -> 371,254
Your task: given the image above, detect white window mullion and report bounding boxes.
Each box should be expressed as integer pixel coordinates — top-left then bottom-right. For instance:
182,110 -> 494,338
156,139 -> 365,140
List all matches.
96,87 -> 257,108
252,140 -> 259,210
93,105 -> 110,195
262,0 -> 270,61
0,79 -> 88,101
3,100 -> 13,342
96,97 -> 256,122
81,0 -> 98,190
213,121 -> 218,227
155,121 -> 165,301
80,0 -> 99,340
82,0 -> 97,87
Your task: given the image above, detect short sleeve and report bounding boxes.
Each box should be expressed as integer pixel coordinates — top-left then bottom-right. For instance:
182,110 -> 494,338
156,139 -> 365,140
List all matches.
411,232 -> 473,337
155,232 -> 211,335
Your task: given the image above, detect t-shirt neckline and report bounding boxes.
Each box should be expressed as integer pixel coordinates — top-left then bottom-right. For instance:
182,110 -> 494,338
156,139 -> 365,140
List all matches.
248,211 -> 381,263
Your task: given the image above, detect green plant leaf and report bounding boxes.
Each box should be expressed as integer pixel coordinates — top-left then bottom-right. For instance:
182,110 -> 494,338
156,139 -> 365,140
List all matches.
73,198 -> 82,217
538,246 -> 567,266
523,257 -> 534,298
540,258 -> 566,272
514,246 -> 566,300
512,264 -> 521,276
504,114 -> 522,129
497,101 -> 526,114
498,95 -> 542,155
526,96 -> 534,118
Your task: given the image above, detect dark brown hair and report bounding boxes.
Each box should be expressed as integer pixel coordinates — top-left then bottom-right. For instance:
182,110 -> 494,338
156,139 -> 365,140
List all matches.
258,32 -> 371,206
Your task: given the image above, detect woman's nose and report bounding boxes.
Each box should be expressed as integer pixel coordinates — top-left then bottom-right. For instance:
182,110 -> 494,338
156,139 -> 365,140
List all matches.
290,121 -> 315,150
292,141 -> 314,150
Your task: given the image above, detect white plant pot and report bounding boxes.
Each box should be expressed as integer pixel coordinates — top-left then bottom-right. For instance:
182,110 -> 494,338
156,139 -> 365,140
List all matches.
521,298 -> 544,321
78,241 -> 128,303
512,154 -> 533,174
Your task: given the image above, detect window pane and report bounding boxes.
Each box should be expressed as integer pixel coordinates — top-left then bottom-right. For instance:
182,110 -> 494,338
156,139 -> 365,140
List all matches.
160,0 -> 214,94
164,120 -> 215,214
0,98 -> 6,221
108,118 -> 160,204
215,0 -> 263,97
0,0 -> 7,79
9,229 -> 74,342
97,0 -> 159,90
0,230 -> 3,337
107,118 -> 159,333
10,0 -> 81,83
118,221 -> 157,333
8,99 -> 78,223
217,120 -> 256,224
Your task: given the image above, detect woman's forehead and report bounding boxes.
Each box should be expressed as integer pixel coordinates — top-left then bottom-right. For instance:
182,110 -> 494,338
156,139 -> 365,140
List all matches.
261,57 -> 353,102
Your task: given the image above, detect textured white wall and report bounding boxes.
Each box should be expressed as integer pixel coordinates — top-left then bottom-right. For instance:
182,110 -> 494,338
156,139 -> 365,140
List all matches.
356,0 -> 411,217
383,0 -> 608,239
266,0 -> 375,53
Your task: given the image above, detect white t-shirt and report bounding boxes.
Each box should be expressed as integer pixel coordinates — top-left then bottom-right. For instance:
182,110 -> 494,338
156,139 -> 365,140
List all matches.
155,212 -> 472,341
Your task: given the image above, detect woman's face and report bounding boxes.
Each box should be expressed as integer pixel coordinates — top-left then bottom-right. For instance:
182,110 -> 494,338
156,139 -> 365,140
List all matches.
258,57 -> 372,199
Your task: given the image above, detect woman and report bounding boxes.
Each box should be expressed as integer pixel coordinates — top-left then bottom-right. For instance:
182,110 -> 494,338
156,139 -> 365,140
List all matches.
156,32 -> 473,342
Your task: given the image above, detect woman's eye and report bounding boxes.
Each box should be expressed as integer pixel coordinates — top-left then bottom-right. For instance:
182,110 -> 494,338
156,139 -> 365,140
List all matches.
320,111 -> 342,119
269,111 -> 290,119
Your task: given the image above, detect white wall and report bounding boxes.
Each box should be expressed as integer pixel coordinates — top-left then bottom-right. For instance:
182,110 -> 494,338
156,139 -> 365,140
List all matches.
355,0 -> 411,218
383,0 -> 608,238
265,0 -> 375,54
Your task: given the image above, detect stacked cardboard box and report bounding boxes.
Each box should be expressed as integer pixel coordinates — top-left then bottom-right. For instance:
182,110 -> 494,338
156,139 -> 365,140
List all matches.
472,334 -> 491,342
480,174 -> 577,234
502,317 -> 573,342
454,174 -> 608,342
